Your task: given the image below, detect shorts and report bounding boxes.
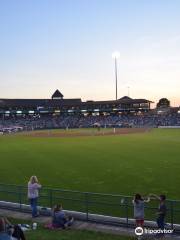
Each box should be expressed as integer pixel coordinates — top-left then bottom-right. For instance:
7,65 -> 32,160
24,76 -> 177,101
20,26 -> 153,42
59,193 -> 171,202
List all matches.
136,219 -> 144,226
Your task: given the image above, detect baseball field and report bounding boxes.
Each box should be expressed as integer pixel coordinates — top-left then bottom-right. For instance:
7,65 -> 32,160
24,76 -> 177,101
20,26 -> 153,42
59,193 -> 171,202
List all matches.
0,128 -> 179,200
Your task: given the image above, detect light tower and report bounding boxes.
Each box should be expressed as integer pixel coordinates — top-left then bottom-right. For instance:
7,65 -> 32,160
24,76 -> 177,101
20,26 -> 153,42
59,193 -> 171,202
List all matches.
112,51 -> 120,100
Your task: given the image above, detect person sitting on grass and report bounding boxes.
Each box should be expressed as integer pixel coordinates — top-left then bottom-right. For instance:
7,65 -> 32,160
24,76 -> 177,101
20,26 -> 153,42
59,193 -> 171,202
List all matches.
52,204 -> 74,229
132,193 -> 150,228
0,216 -> 26,240
11,225 -> 26,240
0,216 -> 11,240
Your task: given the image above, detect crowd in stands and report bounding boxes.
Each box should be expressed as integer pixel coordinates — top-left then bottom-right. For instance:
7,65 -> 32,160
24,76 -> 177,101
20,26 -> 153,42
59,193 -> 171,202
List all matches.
0,112 -> 180,133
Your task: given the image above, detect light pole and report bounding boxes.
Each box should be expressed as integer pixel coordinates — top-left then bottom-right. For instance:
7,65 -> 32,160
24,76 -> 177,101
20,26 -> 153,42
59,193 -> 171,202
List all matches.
112,51 -> 120,100
127,86 -> 130,97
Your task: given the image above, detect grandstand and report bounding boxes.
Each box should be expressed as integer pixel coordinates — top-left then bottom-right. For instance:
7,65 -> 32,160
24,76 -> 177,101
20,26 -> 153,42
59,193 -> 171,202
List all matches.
0,89 -> 152,114
0,90 -> 180,133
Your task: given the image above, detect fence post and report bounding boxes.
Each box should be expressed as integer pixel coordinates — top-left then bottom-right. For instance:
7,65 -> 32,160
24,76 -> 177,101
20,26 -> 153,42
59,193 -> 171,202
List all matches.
85,193 -> 89,221
170,200 -> 174,229
125,197 -> 129,227
18,186 -> 22,212
49,189 -> 53,209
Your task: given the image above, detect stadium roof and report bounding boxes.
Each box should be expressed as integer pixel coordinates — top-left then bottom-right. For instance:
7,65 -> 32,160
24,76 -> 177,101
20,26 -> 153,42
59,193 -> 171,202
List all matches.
119,96 -> 132,101
0,98 -> 82,107
82,97 -> 152,106
52,89 -> 64,99
0,96 -> 152,108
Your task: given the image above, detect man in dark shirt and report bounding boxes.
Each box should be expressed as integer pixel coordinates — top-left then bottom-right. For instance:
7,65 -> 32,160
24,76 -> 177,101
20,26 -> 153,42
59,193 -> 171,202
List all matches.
150,194 -> 167,229
157,195 -> 167,230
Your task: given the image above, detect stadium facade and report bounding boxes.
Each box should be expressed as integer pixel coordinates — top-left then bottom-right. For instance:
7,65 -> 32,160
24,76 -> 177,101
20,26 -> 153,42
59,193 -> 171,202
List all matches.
0,89 -> 152,116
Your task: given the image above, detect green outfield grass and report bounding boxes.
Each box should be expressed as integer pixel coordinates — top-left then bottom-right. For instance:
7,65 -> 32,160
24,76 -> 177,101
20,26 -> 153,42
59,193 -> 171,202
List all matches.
0,128 -> 180,199
25,228 -> 134,240
9,218 -> 135,240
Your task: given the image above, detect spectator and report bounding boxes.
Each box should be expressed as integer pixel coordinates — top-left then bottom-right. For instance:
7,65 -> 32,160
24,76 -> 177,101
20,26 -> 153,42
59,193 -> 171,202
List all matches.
52,204 -> 74,229
0,216 -> 26,240
0,216 -> 11,240
12,225 -> 26,240
28,176 -> 41,218
150,194 -> 167,230
132,193 -> 150,227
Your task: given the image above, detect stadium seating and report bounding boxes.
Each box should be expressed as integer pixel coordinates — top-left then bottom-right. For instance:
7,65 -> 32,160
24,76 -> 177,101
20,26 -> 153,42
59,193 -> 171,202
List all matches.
0,113 -> 180,133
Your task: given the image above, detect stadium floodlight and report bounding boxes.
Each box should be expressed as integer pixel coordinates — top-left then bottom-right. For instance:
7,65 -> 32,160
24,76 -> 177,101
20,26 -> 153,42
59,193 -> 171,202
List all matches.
112,51 -> 120,59
127,86 -> 130,97
112,51 -> 120,100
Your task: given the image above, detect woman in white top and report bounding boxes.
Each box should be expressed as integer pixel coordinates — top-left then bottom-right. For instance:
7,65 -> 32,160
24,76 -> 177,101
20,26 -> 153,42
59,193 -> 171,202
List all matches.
28,176 -> 41,218
132,193 -> 150,227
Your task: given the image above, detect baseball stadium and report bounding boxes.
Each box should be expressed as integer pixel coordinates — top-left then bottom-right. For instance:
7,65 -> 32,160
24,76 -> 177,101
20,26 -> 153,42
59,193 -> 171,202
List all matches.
1,1 -> 180,240
0,90 -> 180,239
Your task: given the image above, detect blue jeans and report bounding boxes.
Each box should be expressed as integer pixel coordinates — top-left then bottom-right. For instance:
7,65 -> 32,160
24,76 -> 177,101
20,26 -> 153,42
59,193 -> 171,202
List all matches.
30,198 -> 38,217
0,233 -> 11,240
157,215 -> 165,230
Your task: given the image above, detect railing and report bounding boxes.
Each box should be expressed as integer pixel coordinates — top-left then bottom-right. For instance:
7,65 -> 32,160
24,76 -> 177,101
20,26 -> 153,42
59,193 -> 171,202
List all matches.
0,183 -> 180,231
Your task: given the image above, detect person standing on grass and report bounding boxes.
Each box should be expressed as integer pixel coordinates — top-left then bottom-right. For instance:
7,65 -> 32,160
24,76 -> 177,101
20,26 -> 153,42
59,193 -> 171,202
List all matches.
132,193 -> 150,228
149,194 -> 167,230
28,176 -> 41,218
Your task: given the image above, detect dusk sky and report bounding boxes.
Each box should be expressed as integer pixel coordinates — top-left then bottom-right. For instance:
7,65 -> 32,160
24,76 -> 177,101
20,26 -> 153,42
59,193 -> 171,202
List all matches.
0,0 -> 180,106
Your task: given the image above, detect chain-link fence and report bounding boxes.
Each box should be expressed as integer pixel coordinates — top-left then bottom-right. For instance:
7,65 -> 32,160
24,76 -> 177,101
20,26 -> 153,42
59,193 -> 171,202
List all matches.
0,183 -> 179,231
